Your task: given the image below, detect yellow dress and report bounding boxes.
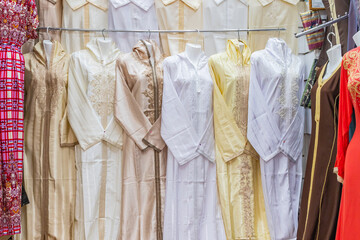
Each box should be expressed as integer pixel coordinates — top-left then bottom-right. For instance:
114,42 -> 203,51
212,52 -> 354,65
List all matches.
209,39 -> 270,240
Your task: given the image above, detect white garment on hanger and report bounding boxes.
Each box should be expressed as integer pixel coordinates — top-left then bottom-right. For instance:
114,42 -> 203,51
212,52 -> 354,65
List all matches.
161,52 -> 226,240
247,38 -> 306,240
108,0 -> 160,52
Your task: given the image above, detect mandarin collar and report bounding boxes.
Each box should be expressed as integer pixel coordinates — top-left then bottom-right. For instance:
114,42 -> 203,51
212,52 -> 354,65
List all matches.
226,39 -> 251,66
161,0 -> 201,11
86,38 -> 121,65
33,40 -> 67,67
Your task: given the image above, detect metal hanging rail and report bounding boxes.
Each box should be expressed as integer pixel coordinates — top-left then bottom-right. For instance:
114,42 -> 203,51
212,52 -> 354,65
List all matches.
295,13 -> 348,38
37,27 -> 286,33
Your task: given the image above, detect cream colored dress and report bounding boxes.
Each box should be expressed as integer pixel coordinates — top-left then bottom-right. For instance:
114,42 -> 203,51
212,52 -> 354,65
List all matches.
154,0 -> 203,56
18,41 -> 77,240
61,0 -> 108,53
248,0 -> 300,54
209,39 -> 270,240
67,39 -> 123,240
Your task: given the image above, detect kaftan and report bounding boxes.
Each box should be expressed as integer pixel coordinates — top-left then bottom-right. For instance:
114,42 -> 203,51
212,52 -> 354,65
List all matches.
248,0 -> 300,53
161,52 -> 226,240
154,0 -> 203,56
61,0 -> 108,53
19,41 -> 77,240
108,0 -> 160,52
67,39 -> 123,240
209,39 -> 270,240
334,47 -> 360,240
114,40 -> 166,240
297,64 -> 342,240
0,0 -> 38,236
247,38 -> 305,240
203,0 -> 248,56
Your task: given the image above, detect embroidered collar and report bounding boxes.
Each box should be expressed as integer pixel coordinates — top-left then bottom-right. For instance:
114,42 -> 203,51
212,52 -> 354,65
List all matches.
256,0 -> 299,7
226,39 -> 251,66
33,40 -> 67,67
110,0 -> 154,11
133,40 -> 163,63
86,38 -> 121,65
161,0 -> 201,11
65,0 -> 108,11
265,38 -> 292,67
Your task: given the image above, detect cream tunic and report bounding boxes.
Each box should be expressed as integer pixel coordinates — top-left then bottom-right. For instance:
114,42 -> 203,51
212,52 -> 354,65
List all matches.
67,39 -> 123,240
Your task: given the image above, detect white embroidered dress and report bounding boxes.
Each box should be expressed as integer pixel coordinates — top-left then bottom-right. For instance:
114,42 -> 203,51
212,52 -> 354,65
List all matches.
161,52 -> 226,240
203,0 -> 248,56
247,38 -> 305,240
108,0 -> 160,52
67,39 -> 123,240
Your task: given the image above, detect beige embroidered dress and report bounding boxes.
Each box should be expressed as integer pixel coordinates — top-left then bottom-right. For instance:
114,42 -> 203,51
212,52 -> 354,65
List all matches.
19,41 -> 77,240
248,0 -> 300,53
114,40 -> 166,240
154,0 -> 203,56
209,40 -> 270,240
61,0 -> 108,53
67,39 -> 123,240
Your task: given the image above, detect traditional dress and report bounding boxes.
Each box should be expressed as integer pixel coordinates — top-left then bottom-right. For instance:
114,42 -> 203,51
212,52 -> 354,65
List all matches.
209,39 -> 270,240
297,63 -> 342,240
248,0 -> 300,53
108,0 -> 160,52
114,40 -> 166,240
154,0 -> 203,56
203,0 -> 248,56
61,0 -> 108,53
335,46 -> 360,240
19,41 -> 77,240
161,52 -> 226,240
247,38 -> 305,240
0,0 -> 38,236
67,39 -> 123,240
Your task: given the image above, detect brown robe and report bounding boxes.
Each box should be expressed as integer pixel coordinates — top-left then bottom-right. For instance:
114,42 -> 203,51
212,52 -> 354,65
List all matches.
297,64 -> 342,240
114,40 -> 166,240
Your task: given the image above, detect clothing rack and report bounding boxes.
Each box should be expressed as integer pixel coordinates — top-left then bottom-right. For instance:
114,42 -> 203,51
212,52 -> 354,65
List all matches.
295,13 -> 349,38
37,27 -> 286,33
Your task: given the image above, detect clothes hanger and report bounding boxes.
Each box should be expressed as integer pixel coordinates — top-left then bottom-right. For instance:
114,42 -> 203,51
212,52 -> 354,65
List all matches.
195,29 -> 201,45
102,28 -> 106,40
327,31 -> 336,48
46,27 -> 51,41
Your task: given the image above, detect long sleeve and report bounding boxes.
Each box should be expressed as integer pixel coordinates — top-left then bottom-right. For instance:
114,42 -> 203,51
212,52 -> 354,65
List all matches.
114,59 -> 152,150
160,60 -> 201,165
335,60 -> 353,182
209,58 -> 246,162
142,117 -> 166,152
247,57 -> 280,161
67,54 -> 104,150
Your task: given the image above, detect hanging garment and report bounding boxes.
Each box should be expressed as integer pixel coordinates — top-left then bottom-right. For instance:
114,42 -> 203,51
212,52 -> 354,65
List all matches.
248,0 -> 300,53
0,0 -> 38,236
17,41 -> 77,240
297,64 -> 342,240
247,38 -> 305,240
209,39 -> 270,240
334,47 -> 360,240
61,0 -> 108,53
114,40 -> 166,240
317,0 -> 349,66
154,0 -> 203,56
203,0 -> 248,56
67,39 -> 123,240
161,51 -> 226,240
108,0 -> 160,52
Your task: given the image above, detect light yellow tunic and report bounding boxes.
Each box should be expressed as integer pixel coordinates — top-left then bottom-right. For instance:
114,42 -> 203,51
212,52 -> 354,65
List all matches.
154,0 -> 203,56
248,0 -> 300,53
209,39 -> 270,240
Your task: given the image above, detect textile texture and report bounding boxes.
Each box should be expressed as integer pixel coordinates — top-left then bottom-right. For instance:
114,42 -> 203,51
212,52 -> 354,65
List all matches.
300,58 -> 319,108
300,11 -> 324,51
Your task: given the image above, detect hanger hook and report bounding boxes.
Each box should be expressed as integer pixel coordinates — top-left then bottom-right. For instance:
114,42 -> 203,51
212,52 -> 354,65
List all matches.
327,32 -> 336,48
102,29 -> 106,40
237,29 -> 240,41
148,29 -> 151,40
195,29 -> 201,44
46,27 -> 51,40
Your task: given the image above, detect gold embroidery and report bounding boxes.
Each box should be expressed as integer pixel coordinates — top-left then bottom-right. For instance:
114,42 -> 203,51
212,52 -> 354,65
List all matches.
89,70 -> 115,123
276,77 -> 300,123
